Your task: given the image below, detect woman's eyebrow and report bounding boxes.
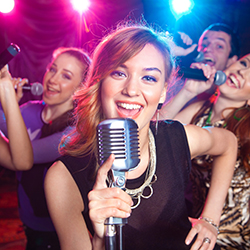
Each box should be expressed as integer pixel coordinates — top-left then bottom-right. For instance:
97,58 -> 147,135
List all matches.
119,64 -> 162,74
143,67 -> 162,74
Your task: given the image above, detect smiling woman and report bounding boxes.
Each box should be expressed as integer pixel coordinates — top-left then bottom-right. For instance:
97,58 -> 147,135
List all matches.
101,44 -> 166,131
0,47 -> 91,250
169,53 -> 250,249
44,24 -> 237,250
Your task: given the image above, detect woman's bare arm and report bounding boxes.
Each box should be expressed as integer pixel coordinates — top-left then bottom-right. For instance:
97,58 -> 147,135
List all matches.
45,160 -> 92,250
0,66 -> 33,170
184,125 -> 237,249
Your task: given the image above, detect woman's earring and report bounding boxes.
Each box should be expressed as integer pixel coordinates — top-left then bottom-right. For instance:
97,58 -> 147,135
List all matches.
156,103 -> 163,135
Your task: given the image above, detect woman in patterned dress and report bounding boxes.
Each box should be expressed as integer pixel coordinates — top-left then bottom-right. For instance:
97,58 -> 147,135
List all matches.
172,54 -> 250,249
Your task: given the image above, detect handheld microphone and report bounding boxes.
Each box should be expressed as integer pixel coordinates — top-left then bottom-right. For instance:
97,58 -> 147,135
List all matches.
15,82 -> 43,96
177,67 -> 227,86
22,82 -> 43,96
97,118 -> 140,250
97,118 -> 140,173
0,44 -> 20,70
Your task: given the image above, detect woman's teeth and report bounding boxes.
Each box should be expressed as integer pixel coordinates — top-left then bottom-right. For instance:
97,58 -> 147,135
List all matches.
118,103 -> 141,110
48,87 -> 57,92
229,75 -> 239,88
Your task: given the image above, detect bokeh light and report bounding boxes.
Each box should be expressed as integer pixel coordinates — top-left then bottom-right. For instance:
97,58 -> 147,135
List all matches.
169,0 -> 194,19
0,0 -> 15,13
70,0 -> 90,14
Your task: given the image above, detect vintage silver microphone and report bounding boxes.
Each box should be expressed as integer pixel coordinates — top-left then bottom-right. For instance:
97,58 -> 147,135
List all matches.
97,118 -> 140,250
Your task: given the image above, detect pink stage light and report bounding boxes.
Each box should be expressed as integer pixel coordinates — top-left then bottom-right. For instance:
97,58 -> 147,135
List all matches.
70,0 -> 90,14
0,0 -> 15,13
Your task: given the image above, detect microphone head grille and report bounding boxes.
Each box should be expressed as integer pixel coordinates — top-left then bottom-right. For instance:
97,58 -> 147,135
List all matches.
97,118 -> 140,171
214,71 -> 227,86
30,82 -> 44,96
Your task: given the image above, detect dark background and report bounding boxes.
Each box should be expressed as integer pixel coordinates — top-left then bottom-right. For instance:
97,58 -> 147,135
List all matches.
0,0 -> 250,103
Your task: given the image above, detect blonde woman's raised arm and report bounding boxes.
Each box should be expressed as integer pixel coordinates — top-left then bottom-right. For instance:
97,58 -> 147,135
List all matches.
0,65 -> 33,170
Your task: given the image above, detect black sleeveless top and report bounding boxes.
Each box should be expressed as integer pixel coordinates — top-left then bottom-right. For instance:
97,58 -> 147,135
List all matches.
59,120 -> 194,249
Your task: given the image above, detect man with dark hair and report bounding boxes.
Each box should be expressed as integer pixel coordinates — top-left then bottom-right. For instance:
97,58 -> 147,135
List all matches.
198,23 -> 240,71
161,23 -> 241,119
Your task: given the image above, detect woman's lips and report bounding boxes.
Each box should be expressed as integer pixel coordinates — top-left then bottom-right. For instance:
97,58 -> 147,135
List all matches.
116,102 -> 142,119
44,86 -> 59,95
227,74 -> 240,88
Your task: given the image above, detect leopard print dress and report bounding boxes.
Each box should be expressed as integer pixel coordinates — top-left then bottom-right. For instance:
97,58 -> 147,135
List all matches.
190,106 -> 250,250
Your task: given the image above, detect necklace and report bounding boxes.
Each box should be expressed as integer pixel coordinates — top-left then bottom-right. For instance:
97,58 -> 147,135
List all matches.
125,128 -> 157,209
205,105 -> 213,126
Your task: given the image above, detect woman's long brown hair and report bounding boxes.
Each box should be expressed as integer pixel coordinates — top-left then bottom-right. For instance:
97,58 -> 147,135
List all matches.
59,24 -> 175,158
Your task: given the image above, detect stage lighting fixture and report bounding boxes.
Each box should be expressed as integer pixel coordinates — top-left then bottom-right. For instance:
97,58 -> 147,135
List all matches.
0,0 -> 15,13
70,0 -> 90,14
169,0 -> 194,19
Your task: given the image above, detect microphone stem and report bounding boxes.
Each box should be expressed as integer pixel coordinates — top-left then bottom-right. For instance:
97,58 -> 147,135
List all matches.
117,224 -> 124,250
105,224 -> 124,250
105,224 -> 116,250
22,86 -> 31,90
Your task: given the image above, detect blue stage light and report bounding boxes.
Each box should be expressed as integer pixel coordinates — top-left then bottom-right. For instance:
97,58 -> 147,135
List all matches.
169,0 -> 194,19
